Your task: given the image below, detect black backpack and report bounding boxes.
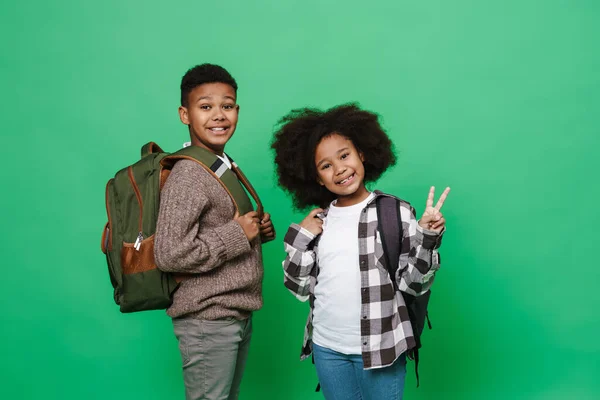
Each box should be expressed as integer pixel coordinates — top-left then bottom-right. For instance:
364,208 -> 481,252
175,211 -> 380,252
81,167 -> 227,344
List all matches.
376,195 -> 433,386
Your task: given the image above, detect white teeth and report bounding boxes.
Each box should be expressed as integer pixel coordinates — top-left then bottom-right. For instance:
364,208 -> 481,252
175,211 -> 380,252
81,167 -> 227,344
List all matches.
210,127 -> 226,131
338,174 -> 354,185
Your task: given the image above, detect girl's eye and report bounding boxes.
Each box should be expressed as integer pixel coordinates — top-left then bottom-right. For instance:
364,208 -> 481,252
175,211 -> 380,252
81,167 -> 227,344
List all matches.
341,153 -> 349,159
321,164 -> 331,170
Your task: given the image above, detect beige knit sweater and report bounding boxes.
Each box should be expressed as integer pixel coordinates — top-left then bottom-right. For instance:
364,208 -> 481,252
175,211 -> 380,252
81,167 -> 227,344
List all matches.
154,159 -> 263,320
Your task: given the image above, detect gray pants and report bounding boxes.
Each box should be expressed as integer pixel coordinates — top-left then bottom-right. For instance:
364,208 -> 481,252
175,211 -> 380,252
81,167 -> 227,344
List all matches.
172,316 -> 253,400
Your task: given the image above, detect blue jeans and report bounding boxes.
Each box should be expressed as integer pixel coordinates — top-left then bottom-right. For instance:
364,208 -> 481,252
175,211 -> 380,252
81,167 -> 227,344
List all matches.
312,343 -> 407,400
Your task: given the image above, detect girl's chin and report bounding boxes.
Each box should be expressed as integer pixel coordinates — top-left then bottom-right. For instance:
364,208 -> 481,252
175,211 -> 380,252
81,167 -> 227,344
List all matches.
330,184 -> 369,201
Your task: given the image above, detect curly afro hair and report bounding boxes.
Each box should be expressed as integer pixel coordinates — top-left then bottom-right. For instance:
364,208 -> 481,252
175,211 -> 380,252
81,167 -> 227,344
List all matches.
271,103 -> 397,210
180,64 -> 238,106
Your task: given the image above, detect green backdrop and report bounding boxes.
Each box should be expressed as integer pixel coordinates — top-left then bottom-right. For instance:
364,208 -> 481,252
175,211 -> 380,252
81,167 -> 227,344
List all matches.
1,0 -> 599,399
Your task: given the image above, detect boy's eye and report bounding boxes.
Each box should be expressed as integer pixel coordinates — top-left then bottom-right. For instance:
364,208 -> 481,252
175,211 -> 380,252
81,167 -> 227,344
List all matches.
223,104 -> 235,110
200,105 -> 211,110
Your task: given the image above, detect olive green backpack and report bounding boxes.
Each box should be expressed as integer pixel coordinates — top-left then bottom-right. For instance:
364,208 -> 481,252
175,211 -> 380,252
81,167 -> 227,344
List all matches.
101,142 -> 262,313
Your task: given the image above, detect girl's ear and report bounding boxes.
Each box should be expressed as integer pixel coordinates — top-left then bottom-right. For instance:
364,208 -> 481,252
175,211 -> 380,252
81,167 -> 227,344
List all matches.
317,176 -> 324,186
360,151 -> 365,162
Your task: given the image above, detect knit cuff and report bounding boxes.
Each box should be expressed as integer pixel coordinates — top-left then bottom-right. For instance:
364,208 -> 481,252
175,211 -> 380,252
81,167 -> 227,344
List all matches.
417,225 -> 445,250
214,220 -> 252,260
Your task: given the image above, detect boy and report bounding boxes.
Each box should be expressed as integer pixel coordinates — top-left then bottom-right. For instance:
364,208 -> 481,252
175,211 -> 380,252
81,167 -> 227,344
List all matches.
154,64 -> 275,400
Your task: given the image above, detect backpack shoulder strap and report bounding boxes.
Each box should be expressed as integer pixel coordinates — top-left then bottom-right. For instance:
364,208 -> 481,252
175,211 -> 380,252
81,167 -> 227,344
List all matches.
161,146 -> 261,218
376,193 -> 428,386
228,157 -> 264,218
376,195 -> 402,290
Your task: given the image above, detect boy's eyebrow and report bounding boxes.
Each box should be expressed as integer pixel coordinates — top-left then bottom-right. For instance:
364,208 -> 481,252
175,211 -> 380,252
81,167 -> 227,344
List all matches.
316,147 -> 349,167
196,95 -> 237,102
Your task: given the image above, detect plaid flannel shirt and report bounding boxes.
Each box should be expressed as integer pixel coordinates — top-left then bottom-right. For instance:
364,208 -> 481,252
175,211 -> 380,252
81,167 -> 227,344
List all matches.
282,191 -> 443,369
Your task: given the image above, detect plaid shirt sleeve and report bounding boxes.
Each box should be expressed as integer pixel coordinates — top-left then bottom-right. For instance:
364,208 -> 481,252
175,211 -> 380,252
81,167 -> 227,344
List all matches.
396,203 -> 444,296
282,223 -> 317,302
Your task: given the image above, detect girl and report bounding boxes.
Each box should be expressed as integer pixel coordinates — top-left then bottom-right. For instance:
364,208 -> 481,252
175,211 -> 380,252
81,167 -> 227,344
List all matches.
271,104 -> 450,400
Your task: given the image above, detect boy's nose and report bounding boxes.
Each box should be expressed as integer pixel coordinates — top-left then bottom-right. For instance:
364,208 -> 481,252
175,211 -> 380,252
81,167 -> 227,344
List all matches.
212,110 -> 225,120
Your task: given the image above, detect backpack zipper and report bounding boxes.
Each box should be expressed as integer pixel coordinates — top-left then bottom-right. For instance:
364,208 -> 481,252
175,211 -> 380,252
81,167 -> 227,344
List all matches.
104,179 -> 114,251
127,166 -> 144,251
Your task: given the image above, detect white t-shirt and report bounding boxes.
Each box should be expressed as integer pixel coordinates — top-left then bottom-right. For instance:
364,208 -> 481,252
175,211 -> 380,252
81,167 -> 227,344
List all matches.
217,154 -> 232,169
312,192 -> 374,355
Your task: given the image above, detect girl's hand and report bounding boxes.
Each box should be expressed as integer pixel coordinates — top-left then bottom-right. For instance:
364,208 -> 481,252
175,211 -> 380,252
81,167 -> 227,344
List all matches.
299,208 -> 324,236
418,186 -> 450,233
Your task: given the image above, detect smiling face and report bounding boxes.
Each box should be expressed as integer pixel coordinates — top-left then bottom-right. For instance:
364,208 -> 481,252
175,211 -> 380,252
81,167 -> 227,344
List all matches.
314,133 -> 369,207
178,82 -> 239,155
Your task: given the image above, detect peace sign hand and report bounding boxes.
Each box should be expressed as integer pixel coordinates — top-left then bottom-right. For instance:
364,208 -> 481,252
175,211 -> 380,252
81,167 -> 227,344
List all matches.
418,186 -> 450,233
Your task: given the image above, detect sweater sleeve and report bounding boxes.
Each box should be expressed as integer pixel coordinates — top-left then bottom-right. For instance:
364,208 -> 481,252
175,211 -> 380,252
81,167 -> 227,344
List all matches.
154,160 -> 251,273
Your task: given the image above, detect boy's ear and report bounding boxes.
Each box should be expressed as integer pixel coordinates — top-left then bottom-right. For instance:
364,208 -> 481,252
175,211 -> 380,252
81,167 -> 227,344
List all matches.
178,106 -> 190,125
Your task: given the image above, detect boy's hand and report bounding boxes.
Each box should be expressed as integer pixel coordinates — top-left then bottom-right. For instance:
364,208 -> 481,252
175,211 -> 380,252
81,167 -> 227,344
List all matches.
299,208 -> 324,236
236,211 -> 261,241
418,186 -> 451,233
260,212 -> 276,243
